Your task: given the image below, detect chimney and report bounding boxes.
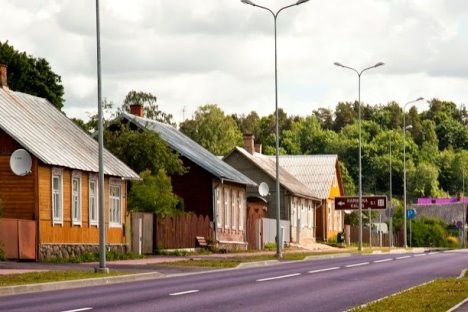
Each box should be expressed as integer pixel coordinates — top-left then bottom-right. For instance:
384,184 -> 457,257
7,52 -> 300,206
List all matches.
129,104 -> 144,117
243,134 -> 255,154
0,64 -> 8,89
254,143 -> 262,154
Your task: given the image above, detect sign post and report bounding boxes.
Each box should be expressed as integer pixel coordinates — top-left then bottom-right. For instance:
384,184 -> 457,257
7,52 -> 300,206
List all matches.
335,196 -> 387,210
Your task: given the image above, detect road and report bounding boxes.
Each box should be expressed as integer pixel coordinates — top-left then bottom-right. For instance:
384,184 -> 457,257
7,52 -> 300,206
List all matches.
1,250 -> 467,312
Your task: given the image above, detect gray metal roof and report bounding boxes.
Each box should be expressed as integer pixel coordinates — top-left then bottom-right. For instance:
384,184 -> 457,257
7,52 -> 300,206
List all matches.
121,112 -> 257,186
230,147 -> 319,201
271,155 -> 339,200
0,88 -> 139,180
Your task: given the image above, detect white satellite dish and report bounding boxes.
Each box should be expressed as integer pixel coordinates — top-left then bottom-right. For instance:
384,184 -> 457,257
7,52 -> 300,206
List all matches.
10,149 -> 32,176
258,182 -> 269,197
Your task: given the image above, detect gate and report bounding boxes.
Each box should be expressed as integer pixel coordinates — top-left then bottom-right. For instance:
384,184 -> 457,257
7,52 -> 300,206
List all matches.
0,218 -> 37,260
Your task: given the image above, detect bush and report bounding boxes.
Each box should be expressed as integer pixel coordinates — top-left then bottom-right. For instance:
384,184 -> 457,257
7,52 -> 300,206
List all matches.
446,236 -> 459,249
264,242 -> 276,251
410,217 -> 447,247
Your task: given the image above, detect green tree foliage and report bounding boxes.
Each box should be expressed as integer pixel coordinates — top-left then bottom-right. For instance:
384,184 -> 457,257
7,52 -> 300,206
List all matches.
128,169 -> 182,215
104,122 -> 185,176
179,104 -> 243,156
0,41 -> 64,110
409,217 -> 447,247
120,90 -> 174,124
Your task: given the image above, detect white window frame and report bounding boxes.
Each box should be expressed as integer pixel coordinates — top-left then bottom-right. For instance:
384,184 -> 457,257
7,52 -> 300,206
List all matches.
301,203 -> 305,228
291,200 -> 297,227
71,171 -> 82,226
224,189 -> 231,229
307,203 -> 312,229
239,191 -> 245,230
232,190 -> 238,230
52,168 -> 63,225
89,174 -> 98,226
216,187 -> 222,228
328,202 -> 332,231
109,178 -> 122,227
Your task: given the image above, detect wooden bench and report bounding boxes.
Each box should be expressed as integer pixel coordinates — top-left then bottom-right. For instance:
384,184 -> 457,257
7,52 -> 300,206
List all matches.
196,236 -> 208,248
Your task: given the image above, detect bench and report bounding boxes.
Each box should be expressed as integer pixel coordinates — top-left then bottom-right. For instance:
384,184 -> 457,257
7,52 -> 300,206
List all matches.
196,236 -> 208,248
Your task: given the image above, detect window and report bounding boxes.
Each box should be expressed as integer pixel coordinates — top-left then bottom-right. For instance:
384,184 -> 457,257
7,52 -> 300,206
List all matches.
239,191 -> 244,230
109,179 -> 122,226
52,168 -> 63,225
301,204 -> 305,228
71,171 -> 81,226
291,201 -> 297,227
307,204 -> 312,229
224,189 -> 231,229
328,202 -> 332,230
232,190 -> 238,230
89,175 -> 98,226
216,187 -> 222,228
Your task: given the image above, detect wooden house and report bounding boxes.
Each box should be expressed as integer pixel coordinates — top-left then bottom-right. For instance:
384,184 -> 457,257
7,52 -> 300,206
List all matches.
117,109 -> 257,250
0,64 -> 139,260
276,154 -> 345,241
223,135 -> 321,247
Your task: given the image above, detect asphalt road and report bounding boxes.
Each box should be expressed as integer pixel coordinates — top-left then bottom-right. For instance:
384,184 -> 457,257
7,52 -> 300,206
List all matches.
1,250 -> 467,312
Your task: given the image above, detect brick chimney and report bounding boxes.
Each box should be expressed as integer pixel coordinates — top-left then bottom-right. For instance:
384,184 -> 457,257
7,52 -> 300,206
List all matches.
129,104 -> 144,117
254,143 -> 262,154
243,134 -> 255,154
0,64 -> 8,89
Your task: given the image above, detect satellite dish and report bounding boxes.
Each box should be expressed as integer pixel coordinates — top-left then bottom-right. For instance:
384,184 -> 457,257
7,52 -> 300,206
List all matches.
258,182 -> 269,197
10,149 -> 32,176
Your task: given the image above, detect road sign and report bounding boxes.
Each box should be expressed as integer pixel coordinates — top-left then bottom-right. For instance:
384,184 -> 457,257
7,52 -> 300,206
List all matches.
334,196 -> 387,210
406,208 -> 416,220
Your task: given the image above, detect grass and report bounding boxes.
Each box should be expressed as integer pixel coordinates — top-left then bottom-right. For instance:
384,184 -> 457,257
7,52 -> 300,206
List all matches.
0,271 -> 124,287
350,276 -> 468,312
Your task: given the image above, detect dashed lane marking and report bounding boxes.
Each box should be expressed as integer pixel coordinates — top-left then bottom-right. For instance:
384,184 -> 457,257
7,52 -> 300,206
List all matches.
256,273 -> 301,282
373,258 -> 393,263
169,290 -> 200,296
345,262 -> 370,268
308,267 -> 341,274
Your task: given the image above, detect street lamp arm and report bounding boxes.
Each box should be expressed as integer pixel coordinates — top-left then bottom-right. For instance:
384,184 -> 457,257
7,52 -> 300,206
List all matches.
242,0 -> 308,17
359,62 -> 385,76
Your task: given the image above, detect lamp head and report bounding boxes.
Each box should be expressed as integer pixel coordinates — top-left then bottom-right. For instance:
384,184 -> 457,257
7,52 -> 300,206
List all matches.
334,62 -> 344,67
416,97 -> 424,101
241,0 -> 256,5
374,62 -> 385,68
296,0 -> 310,4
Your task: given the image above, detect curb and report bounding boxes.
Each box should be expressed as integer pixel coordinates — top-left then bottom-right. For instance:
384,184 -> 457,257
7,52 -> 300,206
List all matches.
0,271 -> 166,297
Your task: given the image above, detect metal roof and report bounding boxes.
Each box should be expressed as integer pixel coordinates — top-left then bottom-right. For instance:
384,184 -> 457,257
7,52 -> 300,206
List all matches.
230,147 -> 320,201
0,88 -> 139,180
120,112 -> 257,186
271,155 -> 339,200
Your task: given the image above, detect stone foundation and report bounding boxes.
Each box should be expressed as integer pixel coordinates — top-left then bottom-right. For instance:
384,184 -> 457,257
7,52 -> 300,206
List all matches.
39,243 -> 128,261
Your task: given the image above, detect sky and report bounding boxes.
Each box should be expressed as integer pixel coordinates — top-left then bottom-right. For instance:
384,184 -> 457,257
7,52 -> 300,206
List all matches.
2,0 -> 468,124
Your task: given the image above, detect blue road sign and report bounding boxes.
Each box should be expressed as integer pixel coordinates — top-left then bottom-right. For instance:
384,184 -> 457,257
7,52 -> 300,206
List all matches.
406,209 -> 416,220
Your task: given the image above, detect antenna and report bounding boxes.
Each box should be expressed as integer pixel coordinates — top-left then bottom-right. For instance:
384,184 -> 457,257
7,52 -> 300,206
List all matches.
10,149 -> 32,176
258,182 -> 269,197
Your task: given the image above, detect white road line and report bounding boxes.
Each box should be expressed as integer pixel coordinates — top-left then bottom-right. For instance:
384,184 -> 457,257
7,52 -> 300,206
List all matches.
414,254 -> 427,257
396,256 -> 411,260
373,258 -> 393,263
308,267 -> 340,274
169,290 -> 200,296
429,252 -> 439,255
345,262 -> 370,268
62,308 -> 93,312
256,273 -> 301,282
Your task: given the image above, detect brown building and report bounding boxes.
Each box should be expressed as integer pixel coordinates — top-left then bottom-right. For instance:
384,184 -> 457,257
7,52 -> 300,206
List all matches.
0,64 -> 139,260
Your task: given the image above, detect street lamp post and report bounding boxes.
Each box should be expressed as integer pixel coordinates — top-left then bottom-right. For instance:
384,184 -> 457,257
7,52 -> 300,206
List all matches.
242,0 -> 309,258
389,136 -> 393,247
402,97 -> 424,248
334,62 -> 384,252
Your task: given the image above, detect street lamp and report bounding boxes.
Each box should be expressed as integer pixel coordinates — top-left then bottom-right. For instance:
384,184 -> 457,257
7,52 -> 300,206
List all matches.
242,0 -> 309,258
402,97 -> 424,248
389,136 -> 393,247
334,61 -> 384,252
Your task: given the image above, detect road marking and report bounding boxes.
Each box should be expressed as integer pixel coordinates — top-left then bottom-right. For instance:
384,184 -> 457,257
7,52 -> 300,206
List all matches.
62,308 -> 93,312
169,290 -> 199,296
373,258 -> 392,263
345,262 -> 370,268
256,273 -> 301,282
308,267 -> 340,274
396,256 -> 411,260
414,254 -> 426,257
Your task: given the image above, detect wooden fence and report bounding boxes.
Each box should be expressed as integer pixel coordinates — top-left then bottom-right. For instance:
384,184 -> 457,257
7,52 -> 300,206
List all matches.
154,213 -> 212,249
349,226 -> 404,247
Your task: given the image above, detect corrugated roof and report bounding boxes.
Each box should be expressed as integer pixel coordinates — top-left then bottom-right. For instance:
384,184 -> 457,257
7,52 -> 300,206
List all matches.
271,155 -> 338,199
120,112 -> 257,186
231,147 -> 319,200
0,88 -> 139,180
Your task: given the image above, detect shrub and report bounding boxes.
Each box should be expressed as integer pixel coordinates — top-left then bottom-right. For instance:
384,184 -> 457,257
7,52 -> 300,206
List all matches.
264,242 -> 276,251
446,236 -> 459,249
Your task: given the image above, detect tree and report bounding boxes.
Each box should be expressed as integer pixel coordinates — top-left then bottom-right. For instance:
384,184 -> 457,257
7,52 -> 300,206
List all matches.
0,41 -> 64,110
128,169 -> 182,215
333,102 -> 357,132
104,122 -> 185,176
179,104 -> 243,155
120,90 -> 174,125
